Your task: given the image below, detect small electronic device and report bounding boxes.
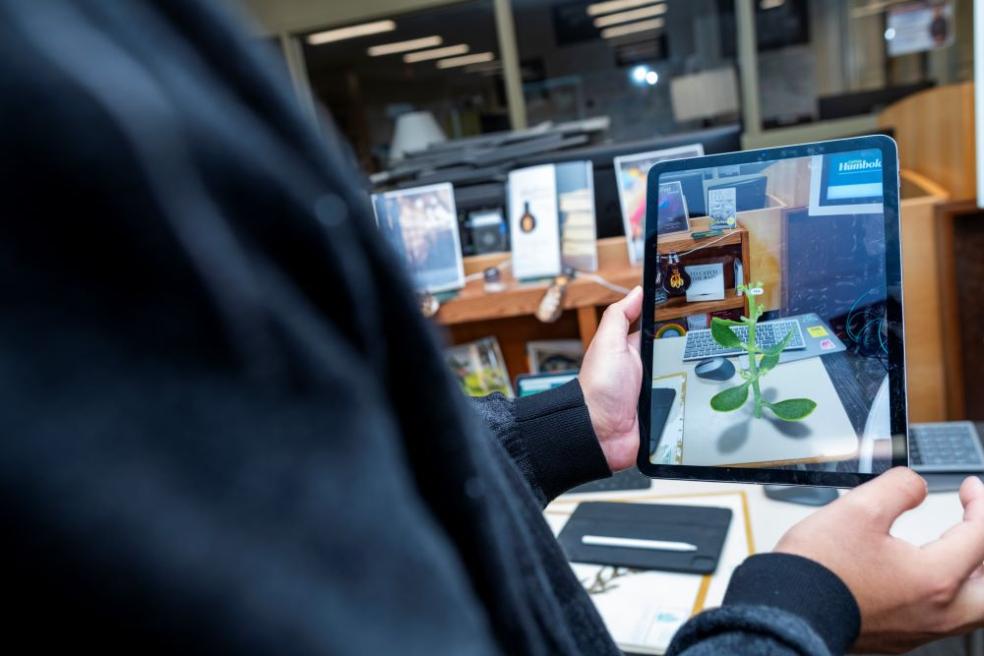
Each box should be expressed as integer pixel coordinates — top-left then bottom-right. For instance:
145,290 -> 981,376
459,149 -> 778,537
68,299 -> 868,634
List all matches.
464,208 -> 508,255
910,422 -> 984,473
638,135 -> 905,488
682,318 -> 806,361
515,371 -> 577,397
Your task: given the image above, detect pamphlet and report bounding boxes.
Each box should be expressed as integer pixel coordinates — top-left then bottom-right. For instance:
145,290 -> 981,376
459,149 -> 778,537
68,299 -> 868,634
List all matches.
707,187 -> 737,230
684,263 -> 725,303
509,161 -> 598,277
509,165 -> 562,279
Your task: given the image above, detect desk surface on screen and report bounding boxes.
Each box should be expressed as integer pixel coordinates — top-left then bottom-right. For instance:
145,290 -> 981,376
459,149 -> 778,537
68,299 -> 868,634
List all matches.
650,336 -> 858,467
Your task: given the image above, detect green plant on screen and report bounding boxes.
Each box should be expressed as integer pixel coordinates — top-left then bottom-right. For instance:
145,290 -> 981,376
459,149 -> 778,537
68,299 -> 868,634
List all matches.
708,282 -> 817,422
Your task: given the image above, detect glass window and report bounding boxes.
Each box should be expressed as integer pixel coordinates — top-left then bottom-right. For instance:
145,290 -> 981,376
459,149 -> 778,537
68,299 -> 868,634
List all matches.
301,1 -> 507,173
511,0 -> 741,142
752,0 -> 973,130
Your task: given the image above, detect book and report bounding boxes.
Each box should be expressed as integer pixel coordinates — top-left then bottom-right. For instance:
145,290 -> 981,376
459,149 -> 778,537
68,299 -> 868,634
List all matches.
707,186 -> 737,231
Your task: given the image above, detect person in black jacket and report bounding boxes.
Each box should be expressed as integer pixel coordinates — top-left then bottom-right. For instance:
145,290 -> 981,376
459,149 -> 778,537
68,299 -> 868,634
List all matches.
1,1 -> 982,655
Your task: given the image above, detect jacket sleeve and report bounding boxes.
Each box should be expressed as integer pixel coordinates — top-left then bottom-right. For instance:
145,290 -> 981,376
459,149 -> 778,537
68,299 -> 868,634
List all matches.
472,380 -> 612,505
666,553 -> 861,656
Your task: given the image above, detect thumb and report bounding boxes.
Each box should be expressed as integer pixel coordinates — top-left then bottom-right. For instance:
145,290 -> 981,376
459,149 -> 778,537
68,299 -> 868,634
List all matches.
595,286 -> 643,345
839,467 -> 927,533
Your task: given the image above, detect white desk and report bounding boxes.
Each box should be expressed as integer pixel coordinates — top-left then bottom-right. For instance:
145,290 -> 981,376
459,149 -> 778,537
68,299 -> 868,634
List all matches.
578,478 -> 965,550
554,479 -> 969,654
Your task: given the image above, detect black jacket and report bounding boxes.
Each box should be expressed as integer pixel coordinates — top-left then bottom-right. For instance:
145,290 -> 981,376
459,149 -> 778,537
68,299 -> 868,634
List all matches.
0,0 -> 858,654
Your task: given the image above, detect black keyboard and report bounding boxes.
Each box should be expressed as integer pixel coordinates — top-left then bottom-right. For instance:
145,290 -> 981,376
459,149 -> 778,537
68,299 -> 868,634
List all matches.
910,422 -> 984,473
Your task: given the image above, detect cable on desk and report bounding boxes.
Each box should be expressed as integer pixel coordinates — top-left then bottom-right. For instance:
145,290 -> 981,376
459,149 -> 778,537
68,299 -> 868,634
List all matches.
576,271 -> 632,295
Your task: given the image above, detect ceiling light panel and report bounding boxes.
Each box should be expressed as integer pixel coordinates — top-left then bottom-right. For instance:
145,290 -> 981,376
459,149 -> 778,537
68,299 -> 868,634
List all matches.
587,0 -> 662,17
601,17 -> 665,39
594,4 -> 667,27
307,20 -> 396,45
404,44 -> 470,63
368,36 -> 443,56
436,52 -> 495,69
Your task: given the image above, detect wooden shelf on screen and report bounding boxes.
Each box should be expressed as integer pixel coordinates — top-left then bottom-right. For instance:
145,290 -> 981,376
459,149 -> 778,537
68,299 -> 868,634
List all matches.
654,288 -> 746,322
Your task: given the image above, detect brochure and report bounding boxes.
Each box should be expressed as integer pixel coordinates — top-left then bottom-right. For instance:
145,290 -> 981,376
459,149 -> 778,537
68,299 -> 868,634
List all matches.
684,262 -> 725,303
509,165 -> 562,279
707,187 -> 737,230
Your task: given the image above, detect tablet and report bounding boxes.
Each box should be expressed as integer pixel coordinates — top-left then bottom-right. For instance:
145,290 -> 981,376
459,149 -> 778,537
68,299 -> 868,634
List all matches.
637,136 -> 907,488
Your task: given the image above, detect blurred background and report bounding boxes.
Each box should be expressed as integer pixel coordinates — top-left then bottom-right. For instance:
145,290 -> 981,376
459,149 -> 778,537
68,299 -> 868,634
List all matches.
239,0 -> 982,431
245,0 -> 972,170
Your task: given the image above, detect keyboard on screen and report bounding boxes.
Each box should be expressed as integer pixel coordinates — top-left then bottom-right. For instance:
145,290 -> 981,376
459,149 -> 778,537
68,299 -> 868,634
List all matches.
682,318 -> 806,361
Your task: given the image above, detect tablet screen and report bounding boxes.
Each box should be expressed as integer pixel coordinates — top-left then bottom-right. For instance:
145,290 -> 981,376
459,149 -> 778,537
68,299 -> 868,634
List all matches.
641,137 -> 905,486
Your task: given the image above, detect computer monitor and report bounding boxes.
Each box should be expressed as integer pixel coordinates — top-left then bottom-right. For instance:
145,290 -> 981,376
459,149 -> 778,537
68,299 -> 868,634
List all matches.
704,175 -> 768,213
662,170 -> 709,217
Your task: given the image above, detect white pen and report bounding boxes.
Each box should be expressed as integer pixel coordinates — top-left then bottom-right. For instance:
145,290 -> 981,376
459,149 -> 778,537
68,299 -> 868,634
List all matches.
581,535 -> 698,552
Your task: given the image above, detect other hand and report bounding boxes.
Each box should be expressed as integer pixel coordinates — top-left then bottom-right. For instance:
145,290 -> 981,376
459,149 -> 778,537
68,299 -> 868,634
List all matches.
579,286 -> 643,472
775,467 -> 984,653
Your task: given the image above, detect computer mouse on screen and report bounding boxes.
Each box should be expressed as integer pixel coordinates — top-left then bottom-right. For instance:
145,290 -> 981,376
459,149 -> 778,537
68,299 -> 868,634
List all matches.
694,357 -> 735,381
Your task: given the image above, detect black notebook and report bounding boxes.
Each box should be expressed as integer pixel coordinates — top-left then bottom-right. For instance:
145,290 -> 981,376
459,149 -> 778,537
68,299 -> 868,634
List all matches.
557,502 -> 732,574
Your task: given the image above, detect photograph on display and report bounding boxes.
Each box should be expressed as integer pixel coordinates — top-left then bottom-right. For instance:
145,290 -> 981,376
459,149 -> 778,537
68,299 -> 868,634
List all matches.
648,148 -> 893,475
527,339 -> 584,373
445,337 -> 513,398
614,143 -> 703,264
372,182 -> 465,293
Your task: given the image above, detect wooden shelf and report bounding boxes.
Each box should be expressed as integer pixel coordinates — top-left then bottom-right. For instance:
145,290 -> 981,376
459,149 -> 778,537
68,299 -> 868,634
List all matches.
435,260 -> 642,325
654,288 -> 746,322
657,218 -> 744,253
437,228 -> 750,326
440,232 -> 752,379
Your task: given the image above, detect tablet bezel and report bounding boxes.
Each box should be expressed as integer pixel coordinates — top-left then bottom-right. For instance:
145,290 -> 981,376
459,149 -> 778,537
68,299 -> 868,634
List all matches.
636,135 -> 906,488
